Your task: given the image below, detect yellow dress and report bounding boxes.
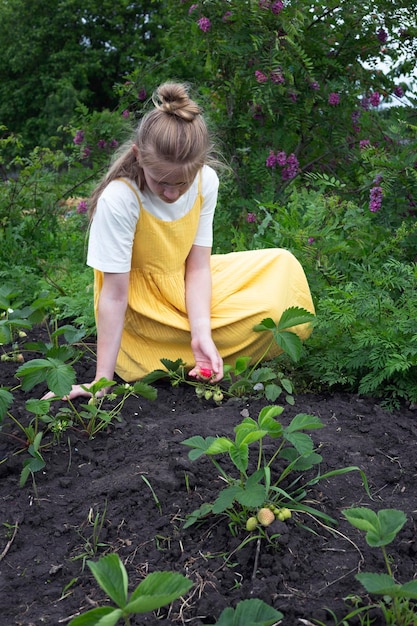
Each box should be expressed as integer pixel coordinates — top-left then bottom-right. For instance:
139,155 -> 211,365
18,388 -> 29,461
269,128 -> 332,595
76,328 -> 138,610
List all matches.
93,178 -> 315,381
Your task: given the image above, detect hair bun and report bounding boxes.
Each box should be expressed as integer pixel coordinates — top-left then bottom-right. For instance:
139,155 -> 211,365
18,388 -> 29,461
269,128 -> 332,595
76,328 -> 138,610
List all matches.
154,82 -> 201,122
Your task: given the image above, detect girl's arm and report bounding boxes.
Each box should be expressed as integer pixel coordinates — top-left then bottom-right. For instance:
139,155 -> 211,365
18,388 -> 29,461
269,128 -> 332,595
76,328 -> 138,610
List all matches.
94,272 -> 130,382
42,272 -> 129,400
185,245 -> 223,382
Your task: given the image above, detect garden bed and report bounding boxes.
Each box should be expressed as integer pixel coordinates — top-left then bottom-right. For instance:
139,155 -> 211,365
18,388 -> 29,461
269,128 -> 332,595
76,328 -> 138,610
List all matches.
1,340 -> 417,625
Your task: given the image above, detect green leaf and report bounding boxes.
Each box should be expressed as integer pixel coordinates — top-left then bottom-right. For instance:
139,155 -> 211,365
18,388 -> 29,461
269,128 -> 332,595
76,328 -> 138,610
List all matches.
257,411 -> 283,438
264,384 -> 282,402
183,503 -> 213,529
20,454 -> 46,487
206,437 -> 234,455
68,606 -> 123,626
258,405 -> 284,424
212,485 -> 242,513
235,483 -> 266,508
125,571 -> 192,613
277,306 -> 315,331
215,598 -> 283,625
236,426 -> 266,447
250,367 -> 277,383
87,554 -> 128,609
229,443 -> 249,474
181,435 -> 217,460
46,361 -> 76,397
0,323 -> 11,344
284,432 -> 314,456
253,317 -> 276,332
132,381 -> 157,400
160,357 -> 186,372
51,324 -> 86,344
279,447 -> 322,470
0,387 -> 13,421
286,413 -> 324,432
232,356 -> 252,375
141,369 -> 170,384
275,330 -> 303,362
375,508 -> 407,546
16,357 -> 75,395
343,508 -> 406,546
25,398 -> 51,415
356,572 -> 402,597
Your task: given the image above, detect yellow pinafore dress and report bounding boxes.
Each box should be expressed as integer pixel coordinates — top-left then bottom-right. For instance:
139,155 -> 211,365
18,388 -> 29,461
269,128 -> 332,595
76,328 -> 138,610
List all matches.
94,177 -> 315,381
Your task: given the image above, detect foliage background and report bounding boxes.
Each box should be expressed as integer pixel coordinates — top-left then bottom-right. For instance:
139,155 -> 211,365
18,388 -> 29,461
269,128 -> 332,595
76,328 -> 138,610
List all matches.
1,0 -> 417,406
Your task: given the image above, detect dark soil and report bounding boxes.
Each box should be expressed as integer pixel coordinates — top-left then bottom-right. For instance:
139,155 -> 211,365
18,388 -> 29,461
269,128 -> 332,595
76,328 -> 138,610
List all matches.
1,331 -> 417,626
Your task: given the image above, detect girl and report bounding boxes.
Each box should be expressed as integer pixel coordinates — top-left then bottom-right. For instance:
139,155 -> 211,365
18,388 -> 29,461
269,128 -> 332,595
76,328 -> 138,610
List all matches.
57,81 -> 314,399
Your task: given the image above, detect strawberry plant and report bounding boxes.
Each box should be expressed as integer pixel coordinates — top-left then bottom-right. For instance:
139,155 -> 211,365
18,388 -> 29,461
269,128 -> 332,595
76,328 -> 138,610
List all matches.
181,404 -> 370,535
143,306 -> 315,405
341,507 -> 417,625
68,553 -> 193,626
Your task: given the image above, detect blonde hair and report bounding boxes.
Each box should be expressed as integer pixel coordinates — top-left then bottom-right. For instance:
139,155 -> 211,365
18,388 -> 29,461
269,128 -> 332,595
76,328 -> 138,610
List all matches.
89,82 -> 216,218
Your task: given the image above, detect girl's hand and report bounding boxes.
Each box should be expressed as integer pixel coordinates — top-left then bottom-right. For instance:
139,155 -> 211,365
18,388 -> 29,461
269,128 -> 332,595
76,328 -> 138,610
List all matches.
41,383 -> 105,402
189,336 -> 223,383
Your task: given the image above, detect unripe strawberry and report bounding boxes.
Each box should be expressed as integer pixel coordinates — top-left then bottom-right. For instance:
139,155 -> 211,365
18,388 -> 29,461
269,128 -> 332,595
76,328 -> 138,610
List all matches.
277,507 -> 292,521
18,331 -> 27,338
14,353 -> 25,363
246,516 -> 258,531
195,386 -> 205,398
257,507 -> 275,527
204,390 -> 213,400
213,390 -> 224,403
281,508 -> 292,520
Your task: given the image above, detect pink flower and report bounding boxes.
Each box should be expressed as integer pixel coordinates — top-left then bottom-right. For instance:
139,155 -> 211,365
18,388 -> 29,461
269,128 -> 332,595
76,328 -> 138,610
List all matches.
266,150 -> 278,167
308,237 -> 315,244
377,28 -> 388,43
189,3 -> 198,14
369,91 -> 381,107
198,16 -> 211,32
255,70 -> 268,83
276,151 -> 287,166
77,200 -> 88,214
246,212 -> 257,223
138,88 -> 147,101
271,1 -> 284,14
359,139 -> 370,149
270,69 -> 284,84
82,146 -> 91,159
394,86 -> 404,98
259,0 -> 271,8
122,109 -> 130,118
73,130 -> 84,145
281,153 -> 299,180
309,80 -> 320,91
97,139 -> 107,149
328,92 -> 340,105
222,11 -> 232,21
369,186 -> 383,212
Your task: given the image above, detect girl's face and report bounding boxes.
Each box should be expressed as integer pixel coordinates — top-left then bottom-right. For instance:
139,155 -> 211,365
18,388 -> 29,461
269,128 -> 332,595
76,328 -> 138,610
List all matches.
142,166 -> 195,203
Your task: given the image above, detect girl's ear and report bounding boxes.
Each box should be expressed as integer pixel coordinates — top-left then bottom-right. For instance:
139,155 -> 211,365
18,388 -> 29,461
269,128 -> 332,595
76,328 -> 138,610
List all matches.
132,144 -> 140,161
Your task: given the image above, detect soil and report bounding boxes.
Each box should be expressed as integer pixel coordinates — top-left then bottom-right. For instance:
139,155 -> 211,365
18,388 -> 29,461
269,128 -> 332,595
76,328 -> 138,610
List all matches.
1,331 -> 417,626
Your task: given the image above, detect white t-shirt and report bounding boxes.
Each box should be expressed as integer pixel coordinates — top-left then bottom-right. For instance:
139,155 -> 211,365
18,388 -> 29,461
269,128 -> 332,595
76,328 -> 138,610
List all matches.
87,165 -> 219,273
